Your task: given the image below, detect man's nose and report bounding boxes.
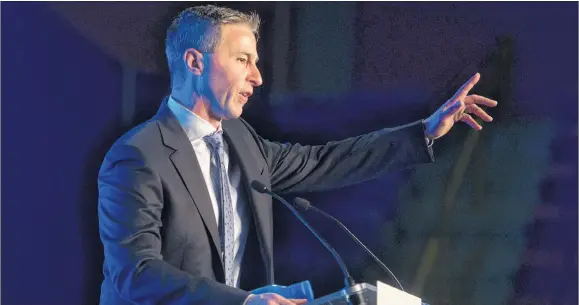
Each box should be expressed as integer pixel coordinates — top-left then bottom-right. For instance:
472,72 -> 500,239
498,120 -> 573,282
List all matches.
248,64 -> 263,87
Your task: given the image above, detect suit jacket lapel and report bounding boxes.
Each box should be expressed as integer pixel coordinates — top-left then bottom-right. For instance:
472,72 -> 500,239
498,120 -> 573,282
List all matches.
154,100 -> 222,261
153,100 -> 272,281
222,120 -> 273,276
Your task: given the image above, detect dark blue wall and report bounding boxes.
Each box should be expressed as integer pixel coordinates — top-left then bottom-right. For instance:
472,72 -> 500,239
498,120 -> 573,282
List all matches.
2,3 -> 123,305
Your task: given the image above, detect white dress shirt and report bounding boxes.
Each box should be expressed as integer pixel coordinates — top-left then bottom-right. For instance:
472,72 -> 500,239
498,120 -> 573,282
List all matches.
167,97 -> 249,288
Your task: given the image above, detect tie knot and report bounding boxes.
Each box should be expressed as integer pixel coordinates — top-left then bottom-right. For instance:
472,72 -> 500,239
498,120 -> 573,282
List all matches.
203,130 -> 224,150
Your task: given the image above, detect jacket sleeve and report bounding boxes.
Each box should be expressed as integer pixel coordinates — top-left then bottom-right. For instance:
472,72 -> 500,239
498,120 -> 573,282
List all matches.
241,119 -> 434,194
98,144 -> 250,305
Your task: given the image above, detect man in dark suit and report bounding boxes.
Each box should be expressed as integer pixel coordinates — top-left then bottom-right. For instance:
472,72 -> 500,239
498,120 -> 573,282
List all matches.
98,5 -> 497,305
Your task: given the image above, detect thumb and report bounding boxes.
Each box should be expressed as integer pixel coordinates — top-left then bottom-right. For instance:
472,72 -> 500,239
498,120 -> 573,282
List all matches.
289,299 -> 309,305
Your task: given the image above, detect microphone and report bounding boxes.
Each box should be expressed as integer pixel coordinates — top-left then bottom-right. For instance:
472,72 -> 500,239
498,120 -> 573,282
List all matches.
250,181 -> 358,292
293,197 -> 405,292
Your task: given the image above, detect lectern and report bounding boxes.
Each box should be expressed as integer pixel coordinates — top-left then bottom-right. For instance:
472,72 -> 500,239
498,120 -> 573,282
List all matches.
306,281 -> 430,305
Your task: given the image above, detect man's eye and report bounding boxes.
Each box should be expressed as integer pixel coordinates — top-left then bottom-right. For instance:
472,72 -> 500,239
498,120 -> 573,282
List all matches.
237,58 -> 247,64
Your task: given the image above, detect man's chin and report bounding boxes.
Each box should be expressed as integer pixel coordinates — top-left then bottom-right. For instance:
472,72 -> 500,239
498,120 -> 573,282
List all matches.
224,108 -> 243,120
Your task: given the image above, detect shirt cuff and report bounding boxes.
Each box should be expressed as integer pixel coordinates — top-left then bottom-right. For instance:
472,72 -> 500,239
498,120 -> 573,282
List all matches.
243,294 -> 255,305
421,119 -> 435,148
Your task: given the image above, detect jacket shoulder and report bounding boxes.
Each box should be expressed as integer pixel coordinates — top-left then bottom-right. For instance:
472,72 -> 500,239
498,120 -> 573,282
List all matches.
103,119 -> 164,163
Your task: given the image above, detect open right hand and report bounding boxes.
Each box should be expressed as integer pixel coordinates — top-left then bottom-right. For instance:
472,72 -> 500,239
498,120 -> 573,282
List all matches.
245,293 -> 308,305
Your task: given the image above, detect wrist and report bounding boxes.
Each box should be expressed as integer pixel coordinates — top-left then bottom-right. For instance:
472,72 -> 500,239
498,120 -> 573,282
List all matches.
422,118 -> 435,145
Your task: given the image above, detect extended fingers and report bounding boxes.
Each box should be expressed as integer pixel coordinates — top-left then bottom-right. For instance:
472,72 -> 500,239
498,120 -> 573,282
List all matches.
460,113 -> 482,130
468,94 -> 498,107
453,73 -> 480,100
467,104 -> 493,122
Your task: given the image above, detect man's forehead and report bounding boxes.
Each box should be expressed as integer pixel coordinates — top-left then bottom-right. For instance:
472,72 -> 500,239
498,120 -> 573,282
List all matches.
220,23 -> 257,41
220,24 -> 259,60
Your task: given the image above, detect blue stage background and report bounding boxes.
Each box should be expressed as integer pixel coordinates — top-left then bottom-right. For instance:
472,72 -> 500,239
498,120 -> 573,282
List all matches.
2,2 -> 577,305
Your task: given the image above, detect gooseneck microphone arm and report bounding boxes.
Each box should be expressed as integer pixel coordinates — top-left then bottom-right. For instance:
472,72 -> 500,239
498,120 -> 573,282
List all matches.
293,197 -> 405,292
250,180 -> 356,289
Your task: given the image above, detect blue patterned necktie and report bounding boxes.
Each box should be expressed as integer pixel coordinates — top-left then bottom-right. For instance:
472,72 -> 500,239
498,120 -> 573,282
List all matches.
203,130 -> 235,287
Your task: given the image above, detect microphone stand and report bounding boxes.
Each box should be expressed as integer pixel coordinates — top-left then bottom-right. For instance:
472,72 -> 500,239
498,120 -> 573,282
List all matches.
250,181 -> 367,305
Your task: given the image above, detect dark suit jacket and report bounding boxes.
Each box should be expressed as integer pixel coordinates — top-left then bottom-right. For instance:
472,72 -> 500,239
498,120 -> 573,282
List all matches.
97,99 -> 434,305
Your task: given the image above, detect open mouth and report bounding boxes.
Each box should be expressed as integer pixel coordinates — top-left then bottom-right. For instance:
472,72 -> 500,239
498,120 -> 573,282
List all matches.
239,92 -> 251,102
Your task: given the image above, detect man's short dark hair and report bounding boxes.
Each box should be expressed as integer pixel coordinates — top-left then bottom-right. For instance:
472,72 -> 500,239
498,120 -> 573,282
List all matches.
165,5 -> 260,89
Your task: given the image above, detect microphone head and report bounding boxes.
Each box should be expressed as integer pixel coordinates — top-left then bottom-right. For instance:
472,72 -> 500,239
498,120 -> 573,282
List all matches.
293,197 -> 312,211
250,180 -> 269,194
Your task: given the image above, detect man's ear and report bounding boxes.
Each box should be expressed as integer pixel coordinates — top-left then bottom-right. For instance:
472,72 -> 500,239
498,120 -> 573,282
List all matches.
184,48 -> 204,76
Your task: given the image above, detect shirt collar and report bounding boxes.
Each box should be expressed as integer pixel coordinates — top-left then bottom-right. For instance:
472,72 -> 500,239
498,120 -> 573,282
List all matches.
167,96 -> 221,142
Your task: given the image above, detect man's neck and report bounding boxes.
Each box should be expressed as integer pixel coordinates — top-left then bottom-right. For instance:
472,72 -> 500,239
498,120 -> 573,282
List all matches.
170,92 -> 221,129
